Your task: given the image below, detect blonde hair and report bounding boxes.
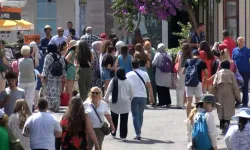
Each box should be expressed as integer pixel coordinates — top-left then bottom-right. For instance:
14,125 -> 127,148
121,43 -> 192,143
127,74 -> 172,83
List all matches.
21,45 -> 31,56
0,115 -> 8,127
188,107 -> 198,124
144,41 -> 152,51
13,99 -> 32,129
88,86 -> 103,99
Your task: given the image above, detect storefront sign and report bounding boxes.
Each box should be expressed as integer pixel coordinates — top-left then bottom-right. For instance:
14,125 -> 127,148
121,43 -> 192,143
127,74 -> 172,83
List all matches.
0,7 -> 21,20
24,35 -> 40,45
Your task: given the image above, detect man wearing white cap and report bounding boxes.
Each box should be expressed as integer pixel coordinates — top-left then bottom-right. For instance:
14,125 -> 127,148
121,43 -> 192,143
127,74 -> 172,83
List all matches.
40,25 -> 52,54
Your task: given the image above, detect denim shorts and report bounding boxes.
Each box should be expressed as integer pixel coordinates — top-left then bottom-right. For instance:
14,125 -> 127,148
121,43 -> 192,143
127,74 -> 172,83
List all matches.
102,68 -> 111,81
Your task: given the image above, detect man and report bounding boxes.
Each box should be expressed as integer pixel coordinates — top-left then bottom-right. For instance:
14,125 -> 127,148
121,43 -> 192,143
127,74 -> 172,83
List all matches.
69,28 -> 79,40
190,23 -> 206,50
0,40 -> 10,92
23,98 -> 62,150
64,21 -> 79,38
40,25 -> 52,54
232,37 -> 250,107
126,58 -> 154,140
49,27 -> 67,46
222,30 -> 236,58
182,50 -> 208,117
80,26 -> 100,49
0,71 -> 25,116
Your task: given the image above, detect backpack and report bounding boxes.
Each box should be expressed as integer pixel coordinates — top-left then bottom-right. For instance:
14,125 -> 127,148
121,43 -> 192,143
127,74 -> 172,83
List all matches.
0,50 -> 7,72
49,54 -> 63,77
185,59 -> 202,87
158,53 -> 172,73
192,112 -> 212,150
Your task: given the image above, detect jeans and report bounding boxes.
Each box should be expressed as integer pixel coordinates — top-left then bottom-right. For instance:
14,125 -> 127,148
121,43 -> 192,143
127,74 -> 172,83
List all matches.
240,72 -> 250,107
18,82 -> 36,112
131,97 -> 147,135
111,111 -> 129,138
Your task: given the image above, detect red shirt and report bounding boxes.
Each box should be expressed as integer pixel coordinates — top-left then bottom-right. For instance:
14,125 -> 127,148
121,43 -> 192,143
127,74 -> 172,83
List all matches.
223,37 -> 236,58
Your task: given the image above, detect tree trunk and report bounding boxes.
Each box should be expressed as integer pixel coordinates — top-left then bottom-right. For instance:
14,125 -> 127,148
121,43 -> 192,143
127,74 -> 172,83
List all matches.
183,1 -> 198,30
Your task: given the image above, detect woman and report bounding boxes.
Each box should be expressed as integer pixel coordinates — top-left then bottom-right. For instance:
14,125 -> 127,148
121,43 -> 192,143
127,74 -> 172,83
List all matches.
134,43 -> 149,72
186,94 -> 219,150
0,109 -> 10,150
132,28 -> 143,45
101,46 -> 116,92
100,40 -> 111,74
59,41 -> 67,56
41,44 -> 66,112
18,45 -> 36,112
77,41 -> 93,101
199,41 -> 215,93
152,43 -> 172,107
104,68 -> 133,141
30,41 -> 41,68
8,99 -> 31,150
144,41 -> 157,104
60,97 -> 99,150
218,44 -> 237,72
225,108 -> 250,150
211,60 -> 241,134
114,45 -> 132,74
176,42 -> 192,108
65,40 -> 78,99
91,41 -> 103,88
84,87 -> 115,150
11,52 -> 22,74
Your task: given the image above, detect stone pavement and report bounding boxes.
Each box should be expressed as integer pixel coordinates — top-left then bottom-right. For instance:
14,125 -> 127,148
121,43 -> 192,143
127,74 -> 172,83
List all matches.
51,90 -> 231,150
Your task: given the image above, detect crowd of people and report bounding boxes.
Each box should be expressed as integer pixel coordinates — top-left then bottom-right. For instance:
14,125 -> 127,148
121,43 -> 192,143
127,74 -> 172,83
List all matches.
0,20 -> 250,150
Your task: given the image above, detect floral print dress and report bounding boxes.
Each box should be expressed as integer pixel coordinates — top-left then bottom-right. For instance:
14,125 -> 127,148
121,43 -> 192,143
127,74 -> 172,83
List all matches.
90,51 -> 102,88
60,116 -> 88,150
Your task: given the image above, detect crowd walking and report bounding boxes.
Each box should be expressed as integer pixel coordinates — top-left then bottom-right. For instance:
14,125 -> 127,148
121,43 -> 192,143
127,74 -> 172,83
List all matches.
1,21 -> 250,150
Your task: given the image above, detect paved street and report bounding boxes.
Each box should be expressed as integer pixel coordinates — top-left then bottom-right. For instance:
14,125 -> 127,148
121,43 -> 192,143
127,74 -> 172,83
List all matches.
51,90 -> 229,150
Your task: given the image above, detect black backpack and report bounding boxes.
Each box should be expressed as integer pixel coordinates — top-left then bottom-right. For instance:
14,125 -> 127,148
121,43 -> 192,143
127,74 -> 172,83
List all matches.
49,53 -> 63,77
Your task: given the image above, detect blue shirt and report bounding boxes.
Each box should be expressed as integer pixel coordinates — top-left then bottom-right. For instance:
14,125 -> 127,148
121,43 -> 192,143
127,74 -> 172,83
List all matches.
118,55 -> 132,74
40,36 -> 51,54
190,32 -> 205,50
35,51 -> 45,90
232,46 -> 250,73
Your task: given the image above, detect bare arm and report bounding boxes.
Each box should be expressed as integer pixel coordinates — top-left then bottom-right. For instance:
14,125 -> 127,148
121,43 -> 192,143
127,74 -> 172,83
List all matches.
182,68 -> 186,75
114,59 -> 118,72
65,51 -> 74,64
54,130 -> 62,138
85,116 -> 99,149
146,82 -> 154,104
105,114 -> 115,133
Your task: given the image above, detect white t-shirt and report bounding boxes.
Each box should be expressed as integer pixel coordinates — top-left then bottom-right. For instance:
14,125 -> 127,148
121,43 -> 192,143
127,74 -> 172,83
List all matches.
48,35 -> 67,46
126,69 -> 150,98
84,100 -> 111,128
22,112 -> 62,150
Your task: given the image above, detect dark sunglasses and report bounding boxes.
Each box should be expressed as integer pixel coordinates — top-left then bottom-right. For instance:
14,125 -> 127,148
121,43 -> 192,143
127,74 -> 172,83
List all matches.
91,92 -> 99,95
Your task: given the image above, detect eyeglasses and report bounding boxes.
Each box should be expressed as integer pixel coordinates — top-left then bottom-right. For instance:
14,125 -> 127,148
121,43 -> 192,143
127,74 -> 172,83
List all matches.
91,92 -> 99,95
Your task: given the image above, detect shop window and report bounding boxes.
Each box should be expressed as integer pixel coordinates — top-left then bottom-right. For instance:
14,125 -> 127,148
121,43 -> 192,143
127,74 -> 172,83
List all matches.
36,0 -> 57,37
224,0 -> 239,40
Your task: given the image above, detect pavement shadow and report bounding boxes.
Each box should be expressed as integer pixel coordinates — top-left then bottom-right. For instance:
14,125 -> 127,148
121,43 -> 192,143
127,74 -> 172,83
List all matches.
218,148 -> 227,150
124,138 -> 175,145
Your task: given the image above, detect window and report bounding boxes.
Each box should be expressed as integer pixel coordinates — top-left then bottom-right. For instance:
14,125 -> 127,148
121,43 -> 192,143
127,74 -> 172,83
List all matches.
224,0 -> 239,40
36,0 -> 57,37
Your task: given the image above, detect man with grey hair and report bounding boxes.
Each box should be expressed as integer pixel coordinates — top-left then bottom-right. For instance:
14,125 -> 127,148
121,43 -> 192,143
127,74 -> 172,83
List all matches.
49,27 -> 67,46
80,26 -> 100,49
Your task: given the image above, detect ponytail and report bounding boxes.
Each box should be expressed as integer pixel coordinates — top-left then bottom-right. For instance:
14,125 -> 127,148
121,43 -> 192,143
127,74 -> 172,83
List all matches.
238,117 -> 249,131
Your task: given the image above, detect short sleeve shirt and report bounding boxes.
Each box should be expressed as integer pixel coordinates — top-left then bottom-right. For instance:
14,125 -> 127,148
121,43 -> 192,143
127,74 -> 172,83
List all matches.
190,32 -> 206,50
83,100 -> 111,128
185,58 -> 207,82
102,54 -> 114,67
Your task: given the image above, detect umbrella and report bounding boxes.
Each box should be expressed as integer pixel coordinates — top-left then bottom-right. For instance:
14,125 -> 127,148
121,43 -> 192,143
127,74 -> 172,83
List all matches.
0,19 -> 34,31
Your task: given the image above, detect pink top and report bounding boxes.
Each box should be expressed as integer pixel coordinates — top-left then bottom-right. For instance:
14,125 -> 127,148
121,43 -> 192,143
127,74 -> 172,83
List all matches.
11,60 -> 18,73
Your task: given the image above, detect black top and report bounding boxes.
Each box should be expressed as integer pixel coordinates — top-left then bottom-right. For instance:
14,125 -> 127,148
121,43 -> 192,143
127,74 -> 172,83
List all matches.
102,54 -> 114,67
185,58 -> 207,82
190,32 -> 205,50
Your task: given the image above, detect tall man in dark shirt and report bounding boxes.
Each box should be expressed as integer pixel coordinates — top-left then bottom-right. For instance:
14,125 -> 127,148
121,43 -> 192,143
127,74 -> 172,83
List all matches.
232,37 -> 250,107
40,25 -> 52,54
190,23 -> 206,50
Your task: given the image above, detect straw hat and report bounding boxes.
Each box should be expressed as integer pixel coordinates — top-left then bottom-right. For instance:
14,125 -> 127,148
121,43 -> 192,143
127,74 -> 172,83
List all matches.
68,40 -> 79,50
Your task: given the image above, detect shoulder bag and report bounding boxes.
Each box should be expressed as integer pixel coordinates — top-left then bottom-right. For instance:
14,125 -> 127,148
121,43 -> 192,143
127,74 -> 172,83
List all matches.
91,104 -> 111,135
134,71 -> 145,86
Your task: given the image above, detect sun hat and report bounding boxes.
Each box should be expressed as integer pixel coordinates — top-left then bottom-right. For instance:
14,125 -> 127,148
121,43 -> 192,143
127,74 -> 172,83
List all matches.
232,108 -> 250,120
195,94 -> 221,106
44,25 -> 52,30
68,40 -> 79,50
0,109 -> 5,119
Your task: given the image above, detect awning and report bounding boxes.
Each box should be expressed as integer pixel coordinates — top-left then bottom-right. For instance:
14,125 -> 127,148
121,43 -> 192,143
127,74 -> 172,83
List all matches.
0,19 -> 34,31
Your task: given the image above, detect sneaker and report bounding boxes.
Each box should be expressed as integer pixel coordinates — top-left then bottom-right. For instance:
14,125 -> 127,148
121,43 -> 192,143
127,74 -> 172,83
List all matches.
121,138 -> 127,142
111,135 -> 116,139
133,135 -> 141,140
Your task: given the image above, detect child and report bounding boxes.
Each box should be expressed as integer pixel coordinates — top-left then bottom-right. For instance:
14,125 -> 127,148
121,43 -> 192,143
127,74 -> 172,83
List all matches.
211,60 -> 241,134
186,94 -> 219,150
11,52 -> 22,74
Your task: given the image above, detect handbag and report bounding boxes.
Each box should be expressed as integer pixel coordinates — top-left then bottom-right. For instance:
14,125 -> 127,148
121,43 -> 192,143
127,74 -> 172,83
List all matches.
91,104 -> 111,135
6,127 -> 24,150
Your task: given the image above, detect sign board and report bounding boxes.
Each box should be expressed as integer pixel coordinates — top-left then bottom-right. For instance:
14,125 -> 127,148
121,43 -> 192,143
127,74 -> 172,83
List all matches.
24,35 -> 40,45
0,7 -> 21,20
